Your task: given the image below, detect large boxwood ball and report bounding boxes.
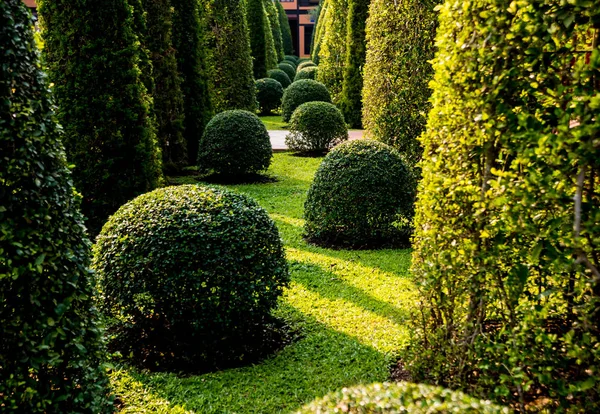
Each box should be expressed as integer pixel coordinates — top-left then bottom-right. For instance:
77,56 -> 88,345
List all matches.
281,79 -> 331,122
278,62 -> 296,83
285,101 -> 348,153
304,139 -> 414,248
294,66 -> 318,81
93,185 -> 289,356
256,78 -> 284,115
296,382 -> 509,413
284,54 -> 299,64
268,69 -> 292,89
297,61 -> 316,72
281,57 -> 297,70
197,110 -> 272,175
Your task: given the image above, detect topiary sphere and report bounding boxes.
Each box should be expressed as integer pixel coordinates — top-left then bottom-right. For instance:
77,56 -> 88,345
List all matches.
294,66 -> 318,81
93,185 -> 289,362
197,110 -> 272,175
256,78 -> 284,115
297,57 -> 312,64
282,58 -> 297,70
296,382 -> 509,413
304,139 -> 414,248
297,61 -> 316,72
277,62 -> 296,83
284,54 -> 299,64
268,69 -> 292,89
285,101 -> 347,153
281,79 -> 332,122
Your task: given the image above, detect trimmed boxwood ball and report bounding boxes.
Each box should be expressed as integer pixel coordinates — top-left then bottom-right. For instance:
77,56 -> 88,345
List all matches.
297,61 -> 316,72
296,382 -> 510,413
93,185 -> 290,366
281,79 -> 332,122
284,54 -> 299,64
278,62 -> 296,83
268,68 -> 292,89
256,78 -> 284,115
285,101 -> 348,153
197,110 -> 272,176
294,66 -> 318,81
304,139 -> 414,248
282,57 -> 297,69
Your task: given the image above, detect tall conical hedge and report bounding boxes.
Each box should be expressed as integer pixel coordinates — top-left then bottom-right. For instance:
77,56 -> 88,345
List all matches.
338,0 -> 369,129
276,0 -> 294,55
309,0 -> 325,60
203,0 -> 257,113
172,0 -> 213,162
265,0 -> 284,62
263,2 -> 279,70
311,0 -> 329,64
409,0 -> 600,410
247,0 -> 269,78
39,0 -> 163,235
0,1 -> 112,411
362,0 -> 438,169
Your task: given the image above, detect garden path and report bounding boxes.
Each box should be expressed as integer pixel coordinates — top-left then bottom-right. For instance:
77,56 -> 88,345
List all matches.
269,130 -> 364,151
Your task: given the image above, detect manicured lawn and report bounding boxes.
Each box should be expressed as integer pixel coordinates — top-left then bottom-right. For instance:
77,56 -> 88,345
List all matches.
260,114 -> 288,130
110,153 -> 415,413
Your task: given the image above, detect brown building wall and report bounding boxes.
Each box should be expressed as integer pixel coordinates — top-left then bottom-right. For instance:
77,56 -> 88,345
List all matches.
23,0 -> 37,7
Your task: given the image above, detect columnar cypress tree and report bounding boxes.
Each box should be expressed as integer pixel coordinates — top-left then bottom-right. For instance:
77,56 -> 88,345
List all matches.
265,0 -> 284,62
203,0 -> 257,113
276,0 -> 294,55
171,0 -> 213,162
338,0 -> 369,128
311,0 -> 329,63
263,2 -> 279,70
361,0 -> 438,170
309,0 -> 324,59
247,0 -> 269,78
39,0 -> 163,235
0,1 -> 112,411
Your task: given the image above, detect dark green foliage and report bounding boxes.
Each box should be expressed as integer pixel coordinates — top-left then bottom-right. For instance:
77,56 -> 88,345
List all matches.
277,2 -> 294,55
247,0 -> 269,78
256,78 -> 284,115
282,57 -> 298,69
265,0 -> 284,62
285,101 -> 347,153
281,79 -> 332,122
294,66 -> 318,81
197,110 -> 272,175
304,140 -> 414,248
297,61 -> 317,72
362,0 -> 438,169
93,185 -> 289,367
338,0 -> 369,129
0,1 -> 112,411
172,0 -> 213,163
284,55 -> 299,64
39,0 -> 163,235
410,0 -> 600,411
278,62 -> 297,83
263,1 -> 279,71
297,382 -> 509,413
268,69 -> 292,89
203,0 -> 257,113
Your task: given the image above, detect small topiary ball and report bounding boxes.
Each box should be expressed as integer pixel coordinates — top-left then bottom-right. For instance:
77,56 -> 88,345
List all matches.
304,139 -> 414,248
285,101 -> 348,153
294,66 -> 318,81
256,78 -> 284,115
296,382 -> 510,413
268,69 -> 292,89
284,54 -> 299,64
281,58 -> 297,70
93,185 -> 289,366
197,110 -> 272,176
281,79 -> 332,122
297,61 -> 316,72
278,62 -> 296,83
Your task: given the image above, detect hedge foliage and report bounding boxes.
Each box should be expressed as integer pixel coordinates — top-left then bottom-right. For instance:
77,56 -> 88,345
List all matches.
93,185 -> 289,367
294,66 -> 318,81
311,0 -> 328,64
282,57 -> 298,69
268,68 -> 292,89
203,0 -> 257,113
277,1 -> 294,55
296,382 -> 509,413
278,62 -> 297,84
39,0 -> 163,235
304,140 -> 414,248
247,0 -> 269,78
0,2 -> 111,410
362,0 -> 438,170
256,78 -> 284,115
409,0 -> 600,411
197,110 -> 272,175
297,61 -> 317,72
285,101 -> 348,153
281,79 -> 332,122
265,0 -> 284,62
263,1 -> 279,72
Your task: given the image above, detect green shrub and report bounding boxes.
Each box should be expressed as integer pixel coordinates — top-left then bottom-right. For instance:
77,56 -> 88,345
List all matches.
304,140 -> 414,248
277,2 -> 294,55
281,79 -> 332,122
311,0 -> 328,64
264,0 -> 284,61
362,0 -> 438,170
0,1 -> 111,411
197,110 -> 272,175
294,66 -> 318,81
298,58 -> 312,64
284,54 -> 299,64
247,0 -> 269,78
203,0 -> 257,113
256,78 -> 284,115
282,57 -> 298,69
263,0 -> 279,71
93,185 -> 289,368
296,382 -> 510,413
297,61 -> 316,72
285,101 -> 347,153
278,62 -> 297,83
39,0 -> 163,235
409,0 -> 600,410
268,69 -> 292,89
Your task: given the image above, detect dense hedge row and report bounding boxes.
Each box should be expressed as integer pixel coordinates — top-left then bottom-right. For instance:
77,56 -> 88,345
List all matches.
0,2 -> 111,410
409,0 -> 600,411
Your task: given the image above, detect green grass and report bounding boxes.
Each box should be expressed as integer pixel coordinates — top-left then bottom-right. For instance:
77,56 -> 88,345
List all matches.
260,114 -> 288,130
110,153 -> 416,413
